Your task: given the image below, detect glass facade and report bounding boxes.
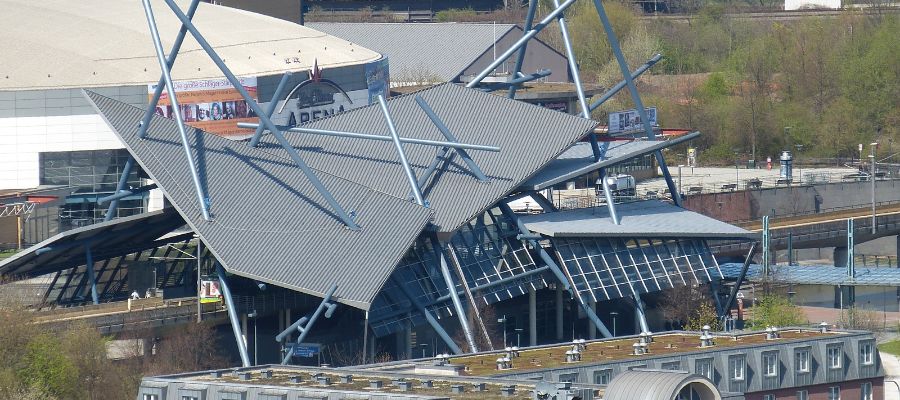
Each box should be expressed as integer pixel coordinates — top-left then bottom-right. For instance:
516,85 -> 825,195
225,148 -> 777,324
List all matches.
39,149 -> 147,231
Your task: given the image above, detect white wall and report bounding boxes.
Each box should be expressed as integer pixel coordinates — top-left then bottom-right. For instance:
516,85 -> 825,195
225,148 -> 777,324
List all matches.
0,113 -> 124,190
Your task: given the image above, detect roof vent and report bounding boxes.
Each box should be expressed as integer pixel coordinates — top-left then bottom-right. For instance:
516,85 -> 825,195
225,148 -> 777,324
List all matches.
632,342 -> 648,355
501,385 -> 517,397
700,333 -> 715,348
820,321 -> 830,333
237,372 -> 252,381
397,381 -> 412,391
369,380 -> 383,389
451,385 -> 465,394
473,382 -> 487,392
765,326 -> 781,340
421,380 -> 434,388
639,331 -> 653,344
340,374 -> 352,384
262,370 -> 273,379
566,347 -> 583,362
573,339 -> 587,351
505,346 -> 520,359
289,376 -> 302,383
497,356 -> 513,370
434,353 -> 451,366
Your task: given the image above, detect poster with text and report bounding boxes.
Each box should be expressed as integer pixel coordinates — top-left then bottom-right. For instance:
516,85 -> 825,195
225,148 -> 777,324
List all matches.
608,107 -> 658,134
149,77 -> 258,138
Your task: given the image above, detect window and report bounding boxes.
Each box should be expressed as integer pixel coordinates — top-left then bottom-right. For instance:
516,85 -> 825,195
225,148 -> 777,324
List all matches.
861,343 -> 874,365
796,348 -> 811,373
662,361 -> 681,371
828,386 -> 841,400
182,397 -> 199,400
763,352 -> 778,377
559,373 -> 578,383
764,394 -> 776,400
828,346 -> 843,369
797,390 -> 809,400
861,382 -> 872,400
695,358 -> 713,380
730,356 -> 745,381
594,369 -> 612,385
143,395 -> 158,400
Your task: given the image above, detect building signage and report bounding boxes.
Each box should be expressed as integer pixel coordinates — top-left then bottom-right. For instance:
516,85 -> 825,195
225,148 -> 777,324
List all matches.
290,343 -> 321,357
608,107 -> 657,134
148,77 -> 258,137
199,278 -> 222,304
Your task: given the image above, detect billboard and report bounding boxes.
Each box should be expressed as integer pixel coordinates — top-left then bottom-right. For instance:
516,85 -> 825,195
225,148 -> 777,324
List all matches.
199,278 -> 222,304
149,77 -> 258,138
608,107 -> 657,134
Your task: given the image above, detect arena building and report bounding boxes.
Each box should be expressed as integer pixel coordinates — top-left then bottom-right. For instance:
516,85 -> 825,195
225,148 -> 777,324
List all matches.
0,0 -> 388,236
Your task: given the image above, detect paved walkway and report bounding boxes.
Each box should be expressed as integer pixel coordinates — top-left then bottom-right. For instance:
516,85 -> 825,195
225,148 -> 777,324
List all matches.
639,166 -> 858,194
881,352 -> 900,400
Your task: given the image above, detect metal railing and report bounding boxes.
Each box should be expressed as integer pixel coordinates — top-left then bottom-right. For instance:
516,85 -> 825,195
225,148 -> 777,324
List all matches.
730,199 -> 900,226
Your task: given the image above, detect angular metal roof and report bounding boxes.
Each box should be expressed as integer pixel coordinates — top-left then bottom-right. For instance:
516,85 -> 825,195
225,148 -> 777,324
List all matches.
520,132 -> 700,191
307,22 -> 518,82
606,370 -> 719,400
84,91 -> 433,310
0,208 -> 187,279
520,200 -> 755,239
267,83 -> 599,233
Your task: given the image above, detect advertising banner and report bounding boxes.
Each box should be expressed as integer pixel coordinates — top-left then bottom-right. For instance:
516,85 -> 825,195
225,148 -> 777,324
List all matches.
608,107 -> 658,134
148,77 -> 258,138
365,57 -> 390,104
199,278 -> 222,304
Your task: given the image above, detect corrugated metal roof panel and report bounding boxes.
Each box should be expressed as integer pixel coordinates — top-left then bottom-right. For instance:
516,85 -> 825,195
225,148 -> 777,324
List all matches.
307,22 -> 516,82
84,91 -> 433,310
605,370 -> 716,400
0,208 -> 186,278
520,132 -> 701,191
272,82 -> 599,233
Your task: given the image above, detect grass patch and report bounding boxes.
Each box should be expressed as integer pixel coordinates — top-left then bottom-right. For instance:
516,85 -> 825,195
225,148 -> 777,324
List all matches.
878,340 -> 900,357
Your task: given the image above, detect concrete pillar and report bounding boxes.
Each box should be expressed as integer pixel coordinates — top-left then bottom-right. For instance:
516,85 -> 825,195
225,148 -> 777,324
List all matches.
529,288 -> 537,346
555,285 -> 564,341
396,320 -> 411,360
834,247 -> 848,268
588,299 -> 597,339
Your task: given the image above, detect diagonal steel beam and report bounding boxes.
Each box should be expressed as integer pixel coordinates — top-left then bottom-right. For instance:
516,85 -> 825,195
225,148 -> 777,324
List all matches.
589,54 -> 662,112
466,0 -> 579,87
591,0 -> 681,207
391,276 -> 462,355
142,0 -> 211,221
249,71 -> 293,147
138,0 -> 201,139
378,95 -> 425,206
104,157 -> 134,222
429,235 -> 477,352
279,284 -> 337,364
161,0 -> 359,229
415,96 -> 489,182
508,0 -> 539,99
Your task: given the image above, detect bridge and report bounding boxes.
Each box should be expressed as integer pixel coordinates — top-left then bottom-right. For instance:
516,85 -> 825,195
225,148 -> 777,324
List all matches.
713,202 -> 900,257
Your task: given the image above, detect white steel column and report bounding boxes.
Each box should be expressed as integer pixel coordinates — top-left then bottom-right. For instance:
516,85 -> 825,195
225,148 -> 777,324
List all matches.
529,288 -> 537,346
241,314 -> 248,348
556,285 -> 564,341
588,299 -> 597,339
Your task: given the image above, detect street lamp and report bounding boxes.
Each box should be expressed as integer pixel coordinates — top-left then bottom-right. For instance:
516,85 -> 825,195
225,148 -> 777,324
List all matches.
794,144 -> 804,184
870,142 -> 878,234
498,315 -> 507,348
247,310 -> 258,366
420,344 -> 428,359
677,165 -> 684,198
515,328 -> 524,348
609,311 -> 618,337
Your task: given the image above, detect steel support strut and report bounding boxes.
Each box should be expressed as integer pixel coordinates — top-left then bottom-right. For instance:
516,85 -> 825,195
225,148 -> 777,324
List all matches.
142,0 -> 211,221
589,54 -> 662,112
98,184 -> 158,204
216,262 -> 251,367
138,0 -> 201,139
249,71 -> 293,147
278,285 -> 337,364
600,170 -> 621,224
104,157 -> 135,222
466,0 -> 579,87
429,236 -> 477,352
160,0 -> 358,229
415,96 -> 489,182
722,241 -> 757,317
391,277 -> 463,355
85,246 -> 99,305
590,0 -> 681,207
482,70 -> 552,92
446,245 -> 494,350
238,123 -> 501,152
508,0 -> 539,99
378,95 -> 425,206
633,294 -> 650,334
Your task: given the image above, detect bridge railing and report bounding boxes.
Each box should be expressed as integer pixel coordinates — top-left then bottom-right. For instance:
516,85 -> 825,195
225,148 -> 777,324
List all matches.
730,199 -> 900,226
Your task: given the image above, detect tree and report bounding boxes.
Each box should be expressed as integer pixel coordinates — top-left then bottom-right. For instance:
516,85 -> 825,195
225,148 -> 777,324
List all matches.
748,294 -> 804,329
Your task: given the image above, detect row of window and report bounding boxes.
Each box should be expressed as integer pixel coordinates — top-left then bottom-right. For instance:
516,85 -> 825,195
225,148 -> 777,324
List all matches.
761,382 -> 872,400
588,341 -> 876,385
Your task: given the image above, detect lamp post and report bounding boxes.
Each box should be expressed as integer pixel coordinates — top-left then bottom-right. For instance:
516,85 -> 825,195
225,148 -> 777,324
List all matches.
677,165 -> 684,199
498,315 -> 507,348
247,310 -> 258,365
870,142 -> 878,234
610,311 -> 618,337
794,144 -> 804,184
515,328 -> 524,348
